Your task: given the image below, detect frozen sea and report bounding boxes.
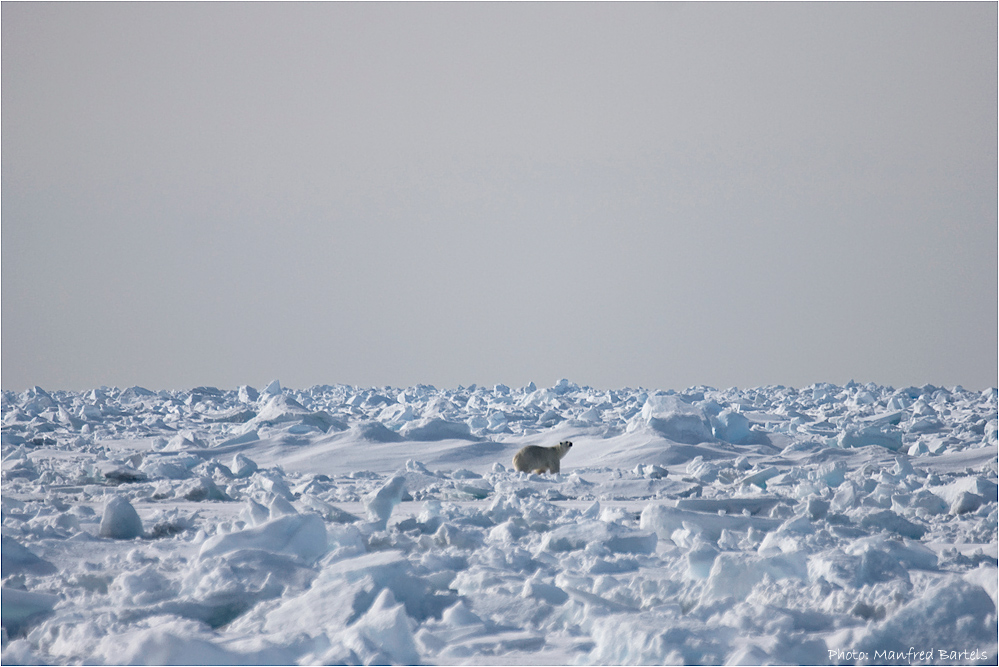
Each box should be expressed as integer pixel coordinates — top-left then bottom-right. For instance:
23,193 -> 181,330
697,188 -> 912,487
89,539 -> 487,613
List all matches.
1,380 -> 997,665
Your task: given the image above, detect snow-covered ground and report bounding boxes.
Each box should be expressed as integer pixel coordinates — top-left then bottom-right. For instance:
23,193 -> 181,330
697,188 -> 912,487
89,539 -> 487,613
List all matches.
2,380 -> 997,665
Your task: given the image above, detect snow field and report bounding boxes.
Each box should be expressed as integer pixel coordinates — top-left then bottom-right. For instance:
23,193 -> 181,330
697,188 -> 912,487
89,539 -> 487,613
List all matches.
1,380 -> 997,664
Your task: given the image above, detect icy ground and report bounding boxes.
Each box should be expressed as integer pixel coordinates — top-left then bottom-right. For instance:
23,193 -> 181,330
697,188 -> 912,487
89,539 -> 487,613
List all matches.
2,380 -> 997,665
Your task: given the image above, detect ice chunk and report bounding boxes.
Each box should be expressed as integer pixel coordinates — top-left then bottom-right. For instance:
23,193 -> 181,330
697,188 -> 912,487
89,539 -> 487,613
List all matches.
326,524 -> 365,558
831,480 -> 860,511
441,599 -> 484,626
239,499 -> 271,526
552,378 -> 578,395
434,523 -> 484,550
640,503 -> 781,544
950,491 -> 984,514
320,551 -> 408,587
806,497 -> 830,520
262,379 -> 282,395
487,411 -> 510,430
2,452 -> 38,481
249,470 -> 295,500
685,457 -> 720,483
299,494 -> 360,524
238,384 -> 259,402
539,521 -> 657,554
705,552 -> 807,601
638,395 -> 713,444
60,400 -> 89,426
711,409 -> 765,445
418,499 -> 443,524
847,535 -> 938,570
401,418 -> 478,441
736,466 -> 780,489
858,510 -> 926,539
147,509 -> 197,539
380,401 -> 418,423
2,639 -> 41,665
834,424 -> 903,451
253,395 -> 309,424
814,460 -> 847,487
963,563 -> 999,608
343,588 -> 420,666
179,547 -> 316,630
675,497 -> 783,516
930,476 -> 999,506
267,494 -> 298,517
93,616 -> 278,665
110,563 -> 176,607
353,421 -> 405,442
487,519 -> 527,544
366,475 -> 406,529
907,489 -> 949,515
687,542 -> 720,579
230,453 -> 258,478
99,495 -> 144,539
635,463 -> 668,479
179,476 -> 231,502
589,613 -> 714,664
855,577 -> 997,659
139,454 -> 198,480
164,430 -> 207,451
199,513 -> 328,564
522,577 -> 569,605
455,479 -> 492,500
809,547 -> 910,588
262,574 -> 367,637
726,644 -> 772,666
1,536 -> 57,577
0,588 -> 58,636
117,386 -> 155,404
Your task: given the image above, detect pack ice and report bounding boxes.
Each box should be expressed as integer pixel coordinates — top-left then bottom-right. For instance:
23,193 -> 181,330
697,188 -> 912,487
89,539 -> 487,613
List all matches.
1,381 -> 996,665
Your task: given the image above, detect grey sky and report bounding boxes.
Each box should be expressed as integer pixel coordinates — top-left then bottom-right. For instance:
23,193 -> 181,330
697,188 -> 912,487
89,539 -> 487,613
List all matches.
3,2 -> 997,392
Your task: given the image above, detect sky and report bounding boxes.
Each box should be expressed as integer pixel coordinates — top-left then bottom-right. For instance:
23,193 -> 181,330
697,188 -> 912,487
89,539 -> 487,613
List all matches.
3,2 -> 997,393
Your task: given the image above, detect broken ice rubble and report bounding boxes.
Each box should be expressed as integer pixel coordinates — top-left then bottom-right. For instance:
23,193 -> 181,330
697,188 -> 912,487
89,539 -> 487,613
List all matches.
1,381 -> 996,664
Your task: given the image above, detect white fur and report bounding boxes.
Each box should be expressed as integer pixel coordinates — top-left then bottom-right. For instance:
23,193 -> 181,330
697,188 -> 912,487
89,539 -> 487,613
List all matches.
512,441 -> 573,474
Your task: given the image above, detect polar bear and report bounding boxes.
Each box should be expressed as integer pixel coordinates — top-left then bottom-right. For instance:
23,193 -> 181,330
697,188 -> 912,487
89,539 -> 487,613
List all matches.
512,441 -> 573,474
